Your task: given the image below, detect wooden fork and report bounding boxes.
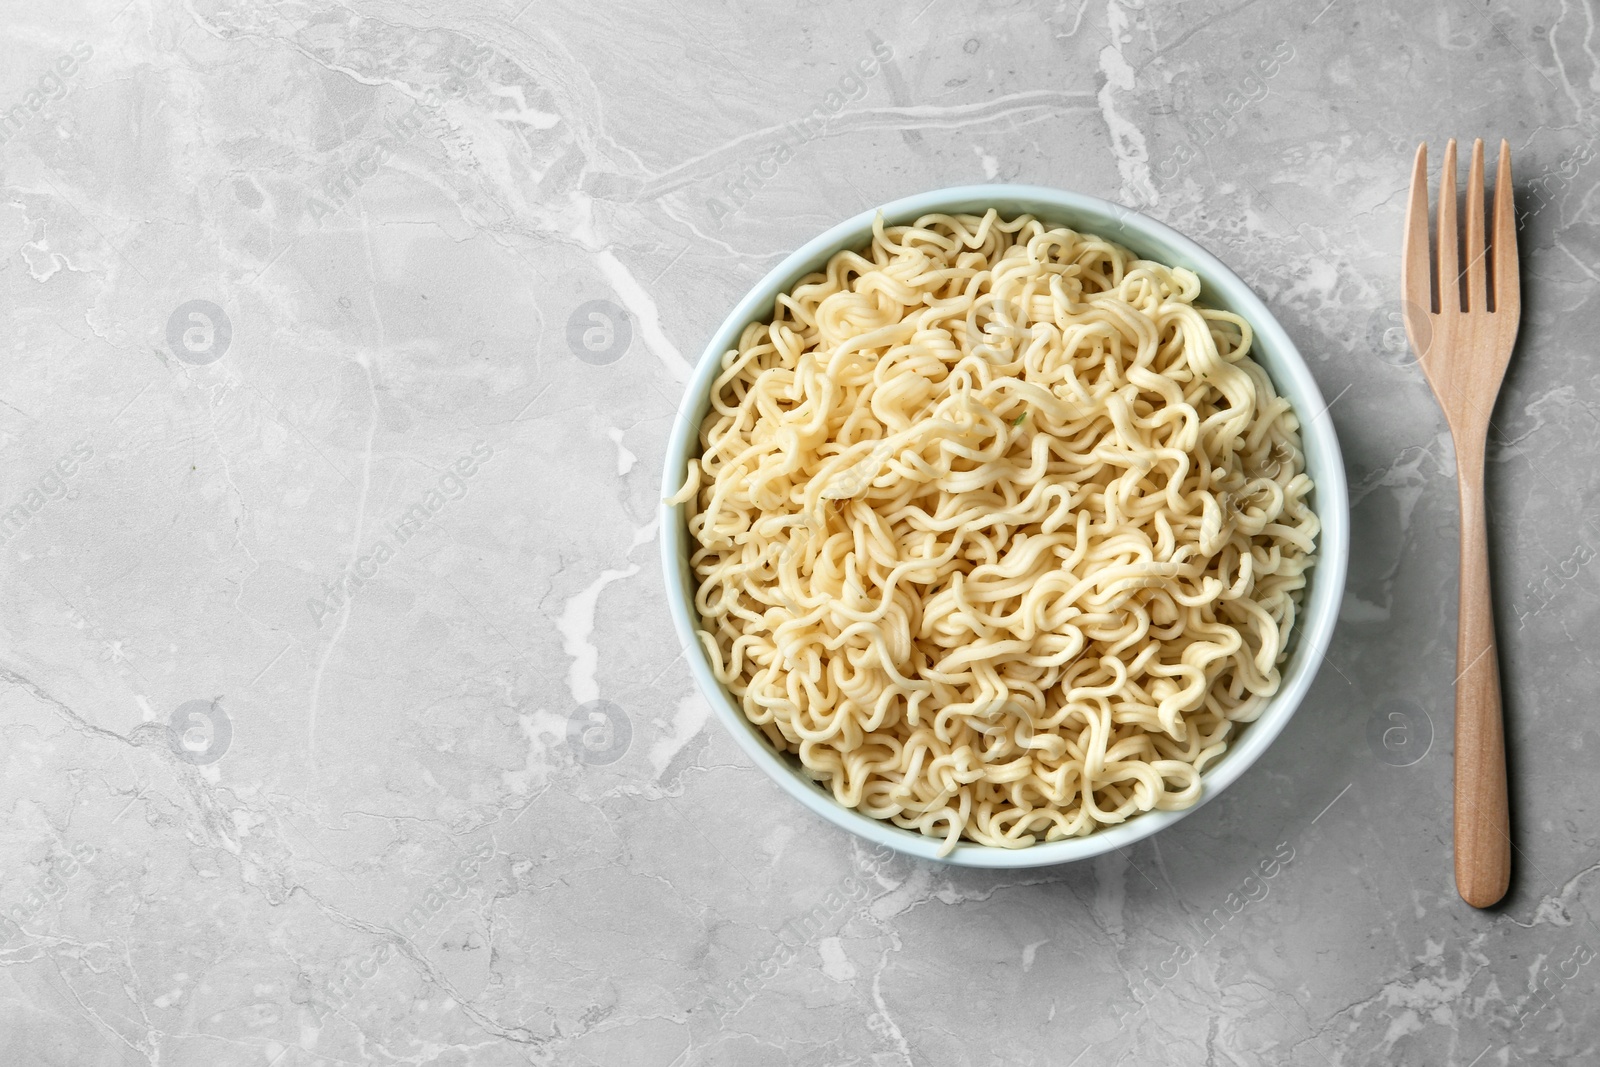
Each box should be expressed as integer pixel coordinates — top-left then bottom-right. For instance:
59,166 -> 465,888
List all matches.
1402,139 -> 1520,908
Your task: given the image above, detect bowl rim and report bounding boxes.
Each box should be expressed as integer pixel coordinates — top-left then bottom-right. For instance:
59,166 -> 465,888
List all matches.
658,183 -> 1349,868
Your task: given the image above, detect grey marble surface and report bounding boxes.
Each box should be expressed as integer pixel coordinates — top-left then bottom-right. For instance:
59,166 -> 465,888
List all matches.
2,0 -> 1598,1064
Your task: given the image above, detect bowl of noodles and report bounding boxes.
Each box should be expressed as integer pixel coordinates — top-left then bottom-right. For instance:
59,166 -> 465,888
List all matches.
660,184 -> 1348,867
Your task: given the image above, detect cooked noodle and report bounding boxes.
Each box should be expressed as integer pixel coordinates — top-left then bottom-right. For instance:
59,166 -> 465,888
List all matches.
669,209 -> 1319,853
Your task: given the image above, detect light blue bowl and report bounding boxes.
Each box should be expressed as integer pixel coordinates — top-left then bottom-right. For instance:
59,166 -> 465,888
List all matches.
659,184 -> 1349,868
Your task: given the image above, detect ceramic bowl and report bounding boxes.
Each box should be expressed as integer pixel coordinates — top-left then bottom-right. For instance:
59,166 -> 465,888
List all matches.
659,184 -> 1349,867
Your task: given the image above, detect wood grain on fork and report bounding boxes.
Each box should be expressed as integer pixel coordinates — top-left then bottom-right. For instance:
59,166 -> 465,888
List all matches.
1402,138 -> 1520,909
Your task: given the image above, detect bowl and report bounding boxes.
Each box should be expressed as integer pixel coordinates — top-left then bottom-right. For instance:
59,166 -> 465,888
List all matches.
659,184 -> 1349,868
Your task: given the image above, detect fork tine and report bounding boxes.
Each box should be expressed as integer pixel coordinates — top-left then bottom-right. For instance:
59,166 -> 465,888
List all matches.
1464,139 -> 1487,311
1493,139 -> 1519,316
1438,139 -> 1460,312
1403,143 -> 1433,320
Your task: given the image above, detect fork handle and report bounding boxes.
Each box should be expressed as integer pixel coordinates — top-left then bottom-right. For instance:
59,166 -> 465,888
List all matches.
1454,447 -> 1511,908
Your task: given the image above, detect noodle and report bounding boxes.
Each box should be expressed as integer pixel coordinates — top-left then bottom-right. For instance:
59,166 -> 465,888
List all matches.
669,209 -> 1319,854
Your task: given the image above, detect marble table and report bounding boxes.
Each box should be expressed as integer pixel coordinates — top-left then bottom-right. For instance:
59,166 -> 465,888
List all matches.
2,1 -> 1597,1063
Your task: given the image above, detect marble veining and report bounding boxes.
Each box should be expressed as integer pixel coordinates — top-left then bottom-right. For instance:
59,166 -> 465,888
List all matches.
2,1 -> 1598,1064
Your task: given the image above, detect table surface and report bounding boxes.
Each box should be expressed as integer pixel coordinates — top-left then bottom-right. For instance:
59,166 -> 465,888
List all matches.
3,1 -> 1598,1064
